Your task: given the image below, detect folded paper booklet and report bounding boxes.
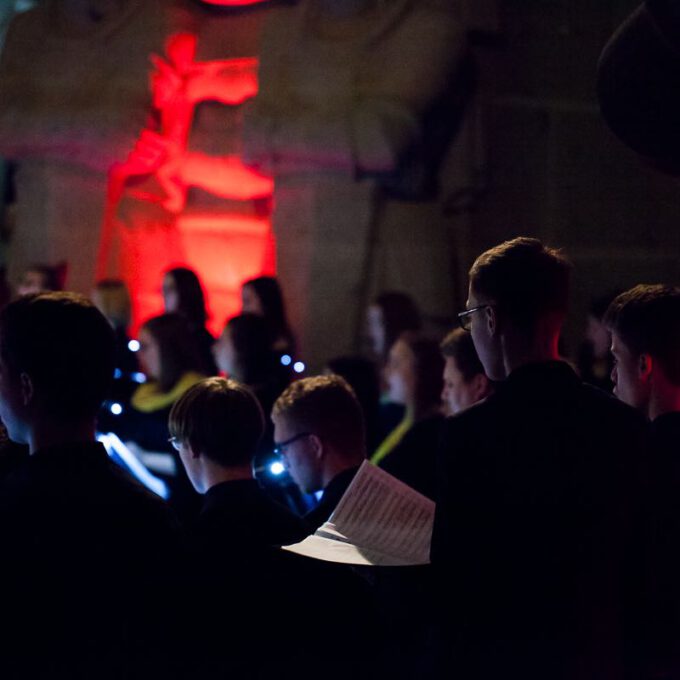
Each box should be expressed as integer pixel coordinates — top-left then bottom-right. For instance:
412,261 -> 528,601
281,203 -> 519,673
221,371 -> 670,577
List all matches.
282,460 -> 435,566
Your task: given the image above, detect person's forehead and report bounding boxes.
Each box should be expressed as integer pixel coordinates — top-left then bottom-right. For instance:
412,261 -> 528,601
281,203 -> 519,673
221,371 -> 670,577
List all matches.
610,332 -> 631,356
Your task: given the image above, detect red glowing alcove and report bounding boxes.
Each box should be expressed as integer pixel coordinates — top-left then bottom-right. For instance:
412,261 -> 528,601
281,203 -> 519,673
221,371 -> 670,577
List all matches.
98,27 -> 274,335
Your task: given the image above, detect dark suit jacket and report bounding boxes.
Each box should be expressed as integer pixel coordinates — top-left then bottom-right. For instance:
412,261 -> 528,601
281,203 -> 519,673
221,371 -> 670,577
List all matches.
0,442 -> 184,680
187,477 -> 377,680
431,361 -> 649,680
191,478 -> 309,550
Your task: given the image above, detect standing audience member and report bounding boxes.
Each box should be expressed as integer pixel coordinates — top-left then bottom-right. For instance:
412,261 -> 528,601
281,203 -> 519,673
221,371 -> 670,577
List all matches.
371,334 -> 443,499
172,377 -> 375,680
366,291 -> 422,364
169,376 -> 307,548
0,292 -> 183,679
272,375 -> 366,532
431,237 -> 649,680
163,266 -> 217,375
213,313 -> 290,418
241,275 -> 297,357
101,313 -> 206,521
440,327 -> 493,416
605,284 -> 680,677
366,291 -> 423,440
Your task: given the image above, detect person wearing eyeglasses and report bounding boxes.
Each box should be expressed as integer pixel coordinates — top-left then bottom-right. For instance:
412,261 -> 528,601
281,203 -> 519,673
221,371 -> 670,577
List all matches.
271,374 -> 366,532
168,376 -> 307,548
431,237 -> 649,680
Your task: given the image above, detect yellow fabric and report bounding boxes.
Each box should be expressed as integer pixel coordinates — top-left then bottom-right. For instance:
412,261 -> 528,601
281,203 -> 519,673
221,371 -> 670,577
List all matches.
131,371 -> 205,413
370,414 -> 413,466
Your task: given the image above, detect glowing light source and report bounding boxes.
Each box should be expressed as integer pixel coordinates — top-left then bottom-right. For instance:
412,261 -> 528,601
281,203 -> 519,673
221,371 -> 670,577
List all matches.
293,362 -> 305,374
281,354 -> 292,366
128,339 -> 140,352
270,461 -> 285,476
132,372 -> 147,384
114,368 -> 122,379
110,403 -> 123,416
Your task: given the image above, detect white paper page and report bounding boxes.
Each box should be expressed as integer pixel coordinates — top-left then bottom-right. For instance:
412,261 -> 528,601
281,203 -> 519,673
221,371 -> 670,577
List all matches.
283,460 -> 435,566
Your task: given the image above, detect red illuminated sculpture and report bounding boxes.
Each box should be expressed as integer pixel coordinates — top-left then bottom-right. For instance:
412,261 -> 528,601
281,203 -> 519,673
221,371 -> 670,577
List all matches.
100,4 -> 276,332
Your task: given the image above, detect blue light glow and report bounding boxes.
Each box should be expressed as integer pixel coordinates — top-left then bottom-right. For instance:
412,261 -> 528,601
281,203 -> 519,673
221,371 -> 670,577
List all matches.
280,354 -> 292,366
132,372 -> 147,384
293,361 -> 305,374
110,402 -> 123,416
113,368 -> 122,379
128,339 -> 140,352
270,461 -> 286,476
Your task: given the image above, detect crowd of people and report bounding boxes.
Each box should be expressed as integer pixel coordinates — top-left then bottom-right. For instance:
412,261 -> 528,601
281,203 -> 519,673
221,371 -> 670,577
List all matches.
0,233 -> 679,679
1,1 -> 680,675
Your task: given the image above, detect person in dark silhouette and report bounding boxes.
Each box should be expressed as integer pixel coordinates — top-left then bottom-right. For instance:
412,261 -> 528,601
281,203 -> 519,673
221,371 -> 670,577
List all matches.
0,292 -> 183,679
432,237 -> 649,680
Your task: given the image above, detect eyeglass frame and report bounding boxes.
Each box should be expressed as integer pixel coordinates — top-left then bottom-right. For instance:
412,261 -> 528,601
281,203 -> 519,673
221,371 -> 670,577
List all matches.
457,304 -> 493,332
273,431 -> 313,458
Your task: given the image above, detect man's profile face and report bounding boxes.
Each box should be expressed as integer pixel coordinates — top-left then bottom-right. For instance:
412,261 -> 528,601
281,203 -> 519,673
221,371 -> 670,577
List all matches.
610,332 -> 650,413
272,414 -> 321,494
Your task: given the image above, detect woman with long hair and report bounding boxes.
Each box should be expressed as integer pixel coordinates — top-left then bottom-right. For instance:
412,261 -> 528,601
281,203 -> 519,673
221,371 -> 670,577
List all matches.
371,332 -> 443,499
162,267 -> 217,375
241,276 -> 296,357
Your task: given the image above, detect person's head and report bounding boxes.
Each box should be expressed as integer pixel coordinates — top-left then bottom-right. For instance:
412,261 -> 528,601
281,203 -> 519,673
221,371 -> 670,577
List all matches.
271,375 -> 365,493
367,291 -> 422,361
162,267 -> 208,328
0,292 -> 115,444
241,276 -> 292,343
138,313 -> 204,392
464,237 -> 571,380
168,377 -> 264,493
16,263 -> 65,297
604,284 -> 680,418
213,313 -> 274,384
384,333 -> 443,420
440,327 -> 492,415
91,279 -> 132,331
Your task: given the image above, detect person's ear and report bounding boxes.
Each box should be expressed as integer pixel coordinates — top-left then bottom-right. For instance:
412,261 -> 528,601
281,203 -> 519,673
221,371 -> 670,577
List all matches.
309,434 -> 324,460
19,372 -> 33,407
638,353 -> 653,382
469,373 -> 491,402
486,305 -> 497,336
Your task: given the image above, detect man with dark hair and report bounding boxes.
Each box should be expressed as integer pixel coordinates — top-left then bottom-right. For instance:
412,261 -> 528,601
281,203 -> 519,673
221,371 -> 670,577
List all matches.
431,237 -> 648,680
0,292 -> 183,679
440,327 -> 493,415
605,284 -> 680,420
169,376 -> 307,546
272,374 -> 366,531
605,284 -> 680,676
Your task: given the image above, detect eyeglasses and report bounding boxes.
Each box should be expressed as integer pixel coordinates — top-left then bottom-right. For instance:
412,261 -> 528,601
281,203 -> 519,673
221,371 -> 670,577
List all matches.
273,432 -> 312,457
457,304 -> 492,332
168,436 -> 181,452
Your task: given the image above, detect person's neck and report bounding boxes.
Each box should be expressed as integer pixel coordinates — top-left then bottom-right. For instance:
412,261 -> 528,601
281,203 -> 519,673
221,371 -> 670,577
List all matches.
29,420 -> 96,455
502,330 -> 561,379
205,463 -> 253,491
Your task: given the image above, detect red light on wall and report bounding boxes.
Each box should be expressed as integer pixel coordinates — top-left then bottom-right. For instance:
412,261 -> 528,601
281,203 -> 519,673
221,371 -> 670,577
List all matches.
99,29 -> 275,333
